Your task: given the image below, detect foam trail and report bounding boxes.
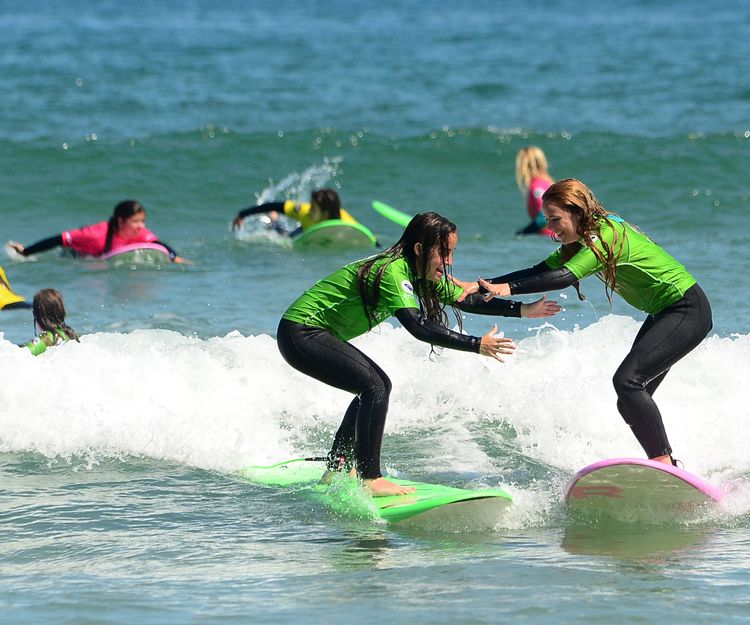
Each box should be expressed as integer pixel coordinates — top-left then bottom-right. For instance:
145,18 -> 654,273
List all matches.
234,157 -> 344,241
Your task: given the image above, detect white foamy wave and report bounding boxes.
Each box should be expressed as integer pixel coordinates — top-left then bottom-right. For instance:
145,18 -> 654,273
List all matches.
1,317 -> 748,503
0,329 -> 293,471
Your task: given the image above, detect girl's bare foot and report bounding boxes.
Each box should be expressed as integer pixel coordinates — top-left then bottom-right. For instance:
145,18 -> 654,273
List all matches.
364,477 -> 416,497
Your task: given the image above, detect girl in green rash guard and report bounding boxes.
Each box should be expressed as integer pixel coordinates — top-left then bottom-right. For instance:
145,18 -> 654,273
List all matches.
276,212 -> 561,497
23,289 -> 80,356
455,178 -> 713,467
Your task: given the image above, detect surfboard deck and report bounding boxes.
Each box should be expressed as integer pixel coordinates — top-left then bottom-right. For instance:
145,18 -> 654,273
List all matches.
97,242 -> 172,266
565,458 -> 725,523
372,200 -> 413,227
291,220 -> 378,249
238,458 -> 512,530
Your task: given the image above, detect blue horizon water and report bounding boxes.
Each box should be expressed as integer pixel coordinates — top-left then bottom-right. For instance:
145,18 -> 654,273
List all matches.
1,2 -> 749,624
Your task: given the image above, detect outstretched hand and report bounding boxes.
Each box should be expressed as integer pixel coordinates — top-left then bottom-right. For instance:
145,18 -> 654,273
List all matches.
478,278 -> 511,300
479,324 -> 516,362
7,241 -> 24,255
520,295 -> 561,318
231,216 -> 244,230
450,276 -> 478,302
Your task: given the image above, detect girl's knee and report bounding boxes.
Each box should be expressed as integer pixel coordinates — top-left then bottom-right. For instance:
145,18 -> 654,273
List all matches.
361,370 -> 391,404
373,375 -> 392,401
612,366 -> 636,395
382,373 -> 392,396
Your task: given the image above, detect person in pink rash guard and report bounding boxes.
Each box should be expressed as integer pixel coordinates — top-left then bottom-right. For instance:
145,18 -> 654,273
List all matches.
62,219 -> 156,256
514,146 -> 555,237
9,200 -> 187,263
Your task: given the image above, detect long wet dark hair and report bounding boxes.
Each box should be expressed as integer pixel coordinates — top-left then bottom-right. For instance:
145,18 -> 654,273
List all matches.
542,178 -> 625,304
104,200 -> 145,253
33,288 -> 80,345
356,211 -> 461,331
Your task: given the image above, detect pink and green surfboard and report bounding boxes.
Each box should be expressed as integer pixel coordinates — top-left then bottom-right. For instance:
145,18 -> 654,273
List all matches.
565,458 -> 726,522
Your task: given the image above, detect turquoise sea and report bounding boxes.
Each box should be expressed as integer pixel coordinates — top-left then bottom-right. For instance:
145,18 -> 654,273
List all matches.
1,1 -> 749,623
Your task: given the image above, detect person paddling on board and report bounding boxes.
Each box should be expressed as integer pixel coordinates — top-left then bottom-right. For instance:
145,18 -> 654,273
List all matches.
514,145 -> 555,237
454,178 -> 712,467
0,265 -> 30,310
232,188 -> 359,237
8,200 -> 187,263
22,288 -> 80,356
277,211 -> 561,497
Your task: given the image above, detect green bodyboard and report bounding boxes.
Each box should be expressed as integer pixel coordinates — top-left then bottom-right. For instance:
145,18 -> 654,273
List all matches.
238,458 -> 512,529
291,219 -> 378,249
371,201 -> 413,228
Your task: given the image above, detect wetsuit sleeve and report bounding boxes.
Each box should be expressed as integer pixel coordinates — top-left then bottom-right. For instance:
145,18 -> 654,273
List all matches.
153,240 -> 179,261
515,221 -> 542,236
485,261 -> 549,284
485,261 -> 578,295
20,234 -> 63,256
394,307 -> 481,353
456,294 -> 522,317
236,202 -> 285,219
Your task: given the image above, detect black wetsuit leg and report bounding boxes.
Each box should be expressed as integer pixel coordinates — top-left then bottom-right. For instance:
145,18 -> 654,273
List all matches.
276,318 -> 391,480
612,284 -> 712,458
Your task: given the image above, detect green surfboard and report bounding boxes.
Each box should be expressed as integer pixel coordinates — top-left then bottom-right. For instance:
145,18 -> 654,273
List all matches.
291,219 -> 378,249
238,458 -> 512,530
371,200 -> 413,227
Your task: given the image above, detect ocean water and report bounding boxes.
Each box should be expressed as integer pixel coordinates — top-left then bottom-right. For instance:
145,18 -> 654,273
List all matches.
1,1 -> 749,623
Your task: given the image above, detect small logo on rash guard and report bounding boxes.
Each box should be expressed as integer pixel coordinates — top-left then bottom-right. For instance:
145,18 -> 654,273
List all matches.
401,280 -> 415,296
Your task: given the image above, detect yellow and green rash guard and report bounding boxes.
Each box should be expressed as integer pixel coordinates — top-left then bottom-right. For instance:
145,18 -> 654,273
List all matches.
282,256 -> 463,341
545,217 -> 696,314
282,200 -> 357,230
25,329 -> 70,356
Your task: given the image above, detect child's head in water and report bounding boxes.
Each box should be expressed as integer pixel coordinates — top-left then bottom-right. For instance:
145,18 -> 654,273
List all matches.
310,188 -> 342,221
104,200 -> 147,252
32,288 -> 80,342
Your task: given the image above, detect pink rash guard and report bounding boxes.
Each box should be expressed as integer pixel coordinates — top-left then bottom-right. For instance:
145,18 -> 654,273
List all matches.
61,221 -> 159,256
527,176 -> 554,237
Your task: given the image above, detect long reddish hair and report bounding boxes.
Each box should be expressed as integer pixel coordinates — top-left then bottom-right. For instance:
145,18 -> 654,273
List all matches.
542,178 -> 625,303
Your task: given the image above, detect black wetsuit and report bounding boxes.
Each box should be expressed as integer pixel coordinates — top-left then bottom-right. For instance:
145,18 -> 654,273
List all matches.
485,264 -> 712,458
17,234 -> 179,260
237,202 -> 285,221
276,294 -> 522,479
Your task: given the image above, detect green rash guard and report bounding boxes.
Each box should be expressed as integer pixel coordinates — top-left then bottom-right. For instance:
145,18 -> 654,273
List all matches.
282,256 -> 463,341
546,218 -> 696,315
25,329 -> 70,356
